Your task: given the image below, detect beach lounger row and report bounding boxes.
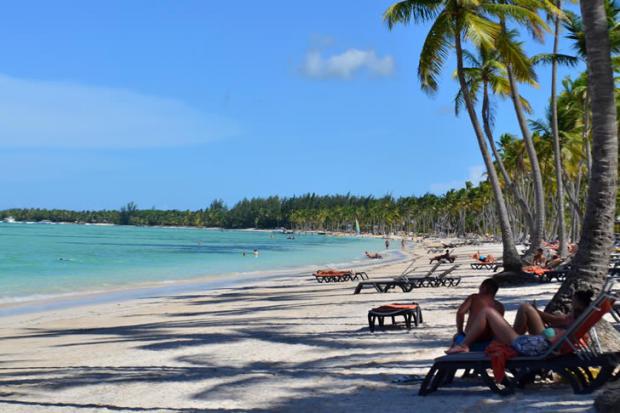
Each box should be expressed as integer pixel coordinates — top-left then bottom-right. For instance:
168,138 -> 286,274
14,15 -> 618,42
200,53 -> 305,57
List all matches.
419,280 -> 619,396
313,270 -> 369,283
368,302 -> 423,332
470,262 -> 502,271
353,265 -> 461,294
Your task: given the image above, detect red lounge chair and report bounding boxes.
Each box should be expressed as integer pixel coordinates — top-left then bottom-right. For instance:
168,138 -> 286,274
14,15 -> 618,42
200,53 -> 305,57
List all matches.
314,270 -> 368,283
419,280 -> 619,396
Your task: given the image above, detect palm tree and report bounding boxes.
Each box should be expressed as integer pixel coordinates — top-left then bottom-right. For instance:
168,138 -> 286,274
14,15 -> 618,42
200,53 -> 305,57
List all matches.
455,47 -> 537,243
546,0 -> 618,344
384,0 -> 545,272
494,27 -> 548,258
540,1 -> 573,257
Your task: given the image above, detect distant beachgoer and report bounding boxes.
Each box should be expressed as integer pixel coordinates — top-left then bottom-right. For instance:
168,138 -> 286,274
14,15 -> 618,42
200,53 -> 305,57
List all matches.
385,239 -> 390,249
253,249 -> 259,257
430,249 -> 455,264
545,254 -> 563,269
365,251 -> 383,259
472,251 -> 495,263
568,243 -> 578,255
532,248 -> 546,266
401,239 -> 406,249
453,279 -> 504,350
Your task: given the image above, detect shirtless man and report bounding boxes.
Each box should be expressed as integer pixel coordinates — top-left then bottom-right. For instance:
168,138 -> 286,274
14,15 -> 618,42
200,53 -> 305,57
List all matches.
430,249 -> 455,264
453,278 -> 504,349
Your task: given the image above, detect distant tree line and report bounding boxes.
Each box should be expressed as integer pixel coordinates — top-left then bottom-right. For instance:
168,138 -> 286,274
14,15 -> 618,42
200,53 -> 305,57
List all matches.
0,187 -> 509,235
2,182 -> 618,236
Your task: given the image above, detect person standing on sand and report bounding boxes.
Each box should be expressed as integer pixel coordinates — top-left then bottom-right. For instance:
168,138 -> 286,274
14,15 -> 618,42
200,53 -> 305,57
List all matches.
452,278 -> 504,350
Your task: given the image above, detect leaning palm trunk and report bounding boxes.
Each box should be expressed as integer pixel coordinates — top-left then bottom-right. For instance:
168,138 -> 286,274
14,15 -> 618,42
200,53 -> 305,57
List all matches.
550,1 -> 568,257
454,33 -> 522,272
546,0 -> 619,352
506,67 -> 546,258
481,84 -> 535,240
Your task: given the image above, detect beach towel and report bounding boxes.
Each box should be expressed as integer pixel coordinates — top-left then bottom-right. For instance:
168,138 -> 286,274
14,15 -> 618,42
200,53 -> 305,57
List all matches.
484,340 -> 518,383
523,266 -> 550,276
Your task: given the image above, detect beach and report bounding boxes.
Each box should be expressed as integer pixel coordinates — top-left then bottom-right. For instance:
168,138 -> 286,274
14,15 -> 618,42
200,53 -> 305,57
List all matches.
0,241 -> 604,412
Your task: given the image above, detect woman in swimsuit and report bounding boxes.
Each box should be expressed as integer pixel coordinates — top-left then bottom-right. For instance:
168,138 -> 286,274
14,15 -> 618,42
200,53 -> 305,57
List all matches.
446,290 -> 593,356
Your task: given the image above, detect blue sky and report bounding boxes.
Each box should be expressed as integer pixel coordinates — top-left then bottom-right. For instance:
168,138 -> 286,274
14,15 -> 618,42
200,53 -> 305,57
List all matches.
0,0 -> 583,210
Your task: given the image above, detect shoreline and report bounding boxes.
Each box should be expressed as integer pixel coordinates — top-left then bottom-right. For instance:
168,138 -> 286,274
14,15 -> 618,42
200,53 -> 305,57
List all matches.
0,247 -> 408,318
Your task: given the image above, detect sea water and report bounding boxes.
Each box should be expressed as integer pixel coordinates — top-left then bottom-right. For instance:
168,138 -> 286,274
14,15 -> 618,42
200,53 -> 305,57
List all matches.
0,222 -> 384,304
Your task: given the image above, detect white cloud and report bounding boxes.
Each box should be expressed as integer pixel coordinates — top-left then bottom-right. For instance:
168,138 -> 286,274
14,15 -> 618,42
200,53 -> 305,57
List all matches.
0,73 -> 239,148
301,48 -> 394,79
429,165 -> 486,194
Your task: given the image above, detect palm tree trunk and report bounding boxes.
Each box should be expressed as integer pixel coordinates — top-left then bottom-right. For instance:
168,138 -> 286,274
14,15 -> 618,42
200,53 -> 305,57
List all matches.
482,83 -> 535,241
506,67 -> 546,257
454,32 -> 521,272
550,0 -> 568,257
546,0 -> 619,353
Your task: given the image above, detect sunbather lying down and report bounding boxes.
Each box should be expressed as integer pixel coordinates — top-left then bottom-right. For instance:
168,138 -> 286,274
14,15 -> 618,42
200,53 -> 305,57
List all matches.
472,251 -> 496,263
446,290 -> 593,356
365,251 -> 383,259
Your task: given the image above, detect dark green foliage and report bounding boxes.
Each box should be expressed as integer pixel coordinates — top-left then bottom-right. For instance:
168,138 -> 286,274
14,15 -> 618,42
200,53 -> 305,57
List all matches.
0,186 -> 497,234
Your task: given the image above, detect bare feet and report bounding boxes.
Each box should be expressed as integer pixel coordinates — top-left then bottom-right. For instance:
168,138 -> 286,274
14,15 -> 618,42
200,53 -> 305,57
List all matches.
445,344 -> 469,354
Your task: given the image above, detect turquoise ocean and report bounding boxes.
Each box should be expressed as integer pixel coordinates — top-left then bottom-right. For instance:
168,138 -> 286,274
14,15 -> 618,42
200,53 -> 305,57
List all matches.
0,222 -> 385,305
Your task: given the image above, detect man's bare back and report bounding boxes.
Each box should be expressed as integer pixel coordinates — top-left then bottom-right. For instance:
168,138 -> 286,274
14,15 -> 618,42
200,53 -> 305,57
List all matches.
464,293 -> 504,339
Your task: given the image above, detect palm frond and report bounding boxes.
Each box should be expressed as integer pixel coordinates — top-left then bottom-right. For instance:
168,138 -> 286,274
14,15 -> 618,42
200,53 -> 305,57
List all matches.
463,11 -> 500,51
483,3 -> 550,40
519,95 -> 533,114
454,78 -> 480,116
418,10 -> 452,94
528,118 -> 550,135
495,29 -> 537,84
384,0 -> 444,29
531,53 -> 579,67
462,49 -> 481,66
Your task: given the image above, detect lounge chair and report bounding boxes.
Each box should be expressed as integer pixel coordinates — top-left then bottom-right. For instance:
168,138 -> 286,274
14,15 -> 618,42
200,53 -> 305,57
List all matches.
419,281 -> 619,396
314,270 -> 368,283
407,264 -> 461,288
353,263 -> 441,294
470,262 -> 502,272
368,302 -> 423,332
427,247 -> 445,254
542,267 -> 569,282
427,264 -> 462,287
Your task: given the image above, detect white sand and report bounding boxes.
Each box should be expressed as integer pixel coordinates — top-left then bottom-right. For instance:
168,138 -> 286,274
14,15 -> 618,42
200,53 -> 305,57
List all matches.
0,242 -> 602,412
